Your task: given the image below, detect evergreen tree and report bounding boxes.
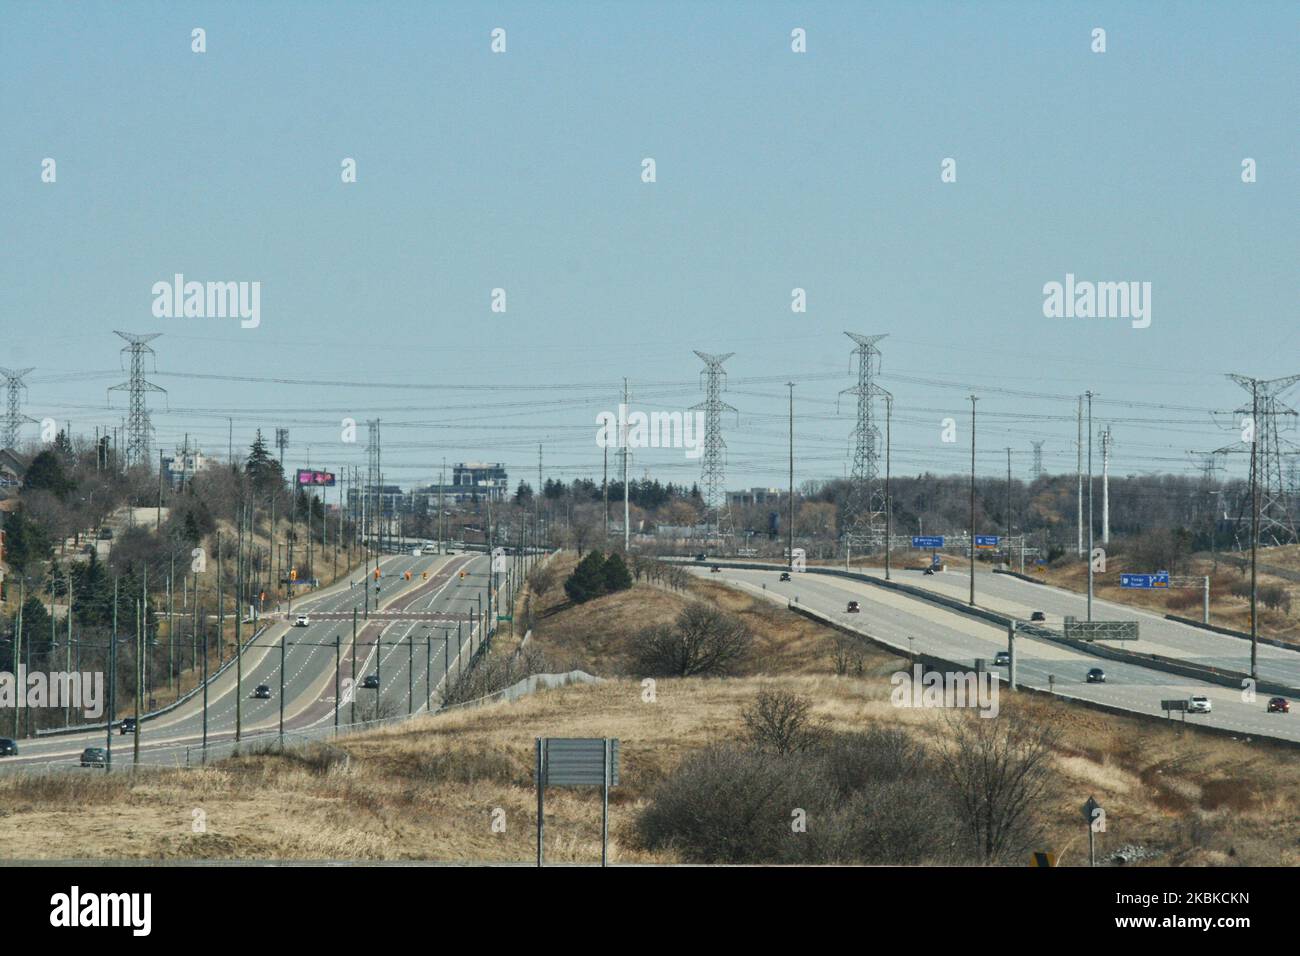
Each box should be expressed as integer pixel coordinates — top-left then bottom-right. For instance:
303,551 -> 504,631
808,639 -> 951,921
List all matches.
564,550 -> 607,603
23,450 -> 74,498
245,429 -> 282,494
601,552 -> 633,593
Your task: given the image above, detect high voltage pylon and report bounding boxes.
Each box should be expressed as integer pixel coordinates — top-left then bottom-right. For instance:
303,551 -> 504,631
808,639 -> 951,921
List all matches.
0,367 -> 36,449
1030,440 -> 1045,480
691,351 -> 736,536
1216,373 -> 1300,546
108,332 -> 165,470
839,332 -> 890,546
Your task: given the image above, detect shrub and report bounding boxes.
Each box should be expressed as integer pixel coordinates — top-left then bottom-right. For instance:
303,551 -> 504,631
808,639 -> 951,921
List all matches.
631,603 -> 751,677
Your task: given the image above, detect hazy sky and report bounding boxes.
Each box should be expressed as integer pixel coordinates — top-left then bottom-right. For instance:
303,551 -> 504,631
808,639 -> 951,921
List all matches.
2,1 -> 1295,492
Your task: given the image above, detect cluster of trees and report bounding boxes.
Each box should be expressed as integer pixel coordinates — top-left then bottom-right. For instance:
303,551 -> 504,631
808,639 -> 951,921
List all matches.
636,691 -> 1059,865
562,550 -> 633,603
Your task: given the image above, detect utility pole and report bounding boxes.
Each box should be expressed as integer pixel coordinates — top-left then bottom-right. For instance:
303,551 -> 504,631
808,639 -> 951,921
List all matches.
787,382 -> 795,570
1087,391 -> 1095,622
1006,446 -> 1013,559
603,444 -> 609,539
885,394 -> 893,581
969,396 -> 978,606
1101,425 -> 1112,544
1076,395 -> 1084,556
622,378 -> 631,551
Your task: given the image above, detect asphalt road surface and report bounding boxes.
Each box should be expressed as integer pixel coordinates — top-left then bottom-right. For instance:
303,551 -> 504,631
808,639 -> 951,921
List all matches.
0,550 -> 499,772
691,565 -> 1300,743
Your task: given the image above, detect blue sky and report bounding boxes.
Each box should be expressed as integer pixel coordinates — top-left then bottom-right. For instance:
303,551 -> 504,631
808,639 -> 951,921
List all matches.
1,1 -> 1296,491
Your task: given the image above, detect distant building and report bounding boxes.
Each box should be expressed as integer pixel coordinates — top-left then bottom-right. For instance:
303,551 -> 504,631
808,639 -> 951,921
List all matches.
409,461 -> 510,507
161,447 -> 213,489
728,487 -> 786,507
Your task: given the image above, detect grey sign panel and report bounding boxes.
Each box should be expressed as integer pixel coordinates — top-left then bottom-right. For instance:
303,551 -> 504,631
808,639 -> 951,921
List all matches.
1161,699 -> 1189,711
1063,617 -> 1139,641
542,738 -> 619,787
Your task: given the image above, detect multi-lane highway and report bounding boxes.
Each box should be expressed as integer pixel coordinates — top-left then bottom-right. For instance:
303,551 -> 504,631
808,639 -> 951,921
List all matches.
691,564 -> 1300,743
1,549 -> 500,771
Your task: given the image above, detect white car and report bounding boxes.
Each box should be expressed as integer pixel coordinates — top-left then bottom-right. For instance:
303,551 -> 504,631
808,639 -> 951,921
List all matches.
1188,695 -> 1212,714
294,614 -> 310,627
422,544 -> 438,554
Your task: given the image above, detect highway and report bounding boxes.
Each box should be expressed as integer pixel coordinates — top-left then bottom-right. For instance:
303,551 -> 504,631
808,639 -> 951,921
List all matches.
857,563 -> 1300,688
0,549 -> 500,771
690,565 -> 1300,744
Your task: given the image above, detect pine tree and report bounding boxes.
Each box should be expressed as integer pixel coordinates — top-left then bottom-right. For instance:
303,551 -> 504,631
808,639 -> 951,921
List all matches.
602,552 -> 633,593
245,429 -> 282,494
564,550 -> 607,603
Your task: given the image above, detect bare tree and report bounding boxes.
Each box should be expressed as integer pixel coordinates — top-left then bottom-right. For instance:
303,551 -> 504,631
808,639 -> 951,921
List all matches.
742,688 -> 825,755
631,603 -> 751,677
935,710 -> 1060,864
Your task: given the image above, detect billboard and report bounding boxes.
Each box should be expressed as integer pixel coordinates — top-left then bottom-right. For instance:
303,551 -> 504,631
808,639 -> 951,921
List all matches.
296,469 -> 336,487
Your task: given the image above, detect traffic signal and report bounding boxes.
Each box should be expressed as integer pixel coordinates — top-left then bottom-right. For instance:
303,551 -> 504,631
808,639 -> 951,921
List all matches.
459,570 -> 465,579
290,568 -> 297,582
373,568 -> 381,580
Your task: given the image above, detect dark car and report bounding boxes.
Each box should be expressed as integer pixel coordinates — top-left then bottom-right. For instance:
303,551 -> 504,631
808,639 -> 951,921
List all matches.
362,674 -> 380,690
993,650 -> 1011,666
779,571 -> 791,581
80,747 -> 107,768
846,600 -> 860,613
253,684 -> 272,700
0,738 -> 17,757
710,565 -> 721,573
96,527 -> 114,540
1086,667 -> 1106,683
1030,611 -> 1047,622
923,567 -> 935,575
694,553 -> 707,562
1267,696 -> 1290,713
118,717 -> 137,735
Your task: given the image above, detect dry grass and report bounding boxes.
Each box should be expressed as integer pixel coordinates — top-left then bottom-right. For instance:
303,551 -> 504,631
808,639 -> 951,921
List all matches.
3,554 -> 1299,865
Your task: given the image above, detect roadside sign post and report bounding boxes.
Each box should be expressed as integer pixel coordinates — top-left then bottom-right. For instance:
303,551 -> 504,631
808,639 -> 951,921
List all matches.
1083,796 -> 1103,867
536,737 -> 620,867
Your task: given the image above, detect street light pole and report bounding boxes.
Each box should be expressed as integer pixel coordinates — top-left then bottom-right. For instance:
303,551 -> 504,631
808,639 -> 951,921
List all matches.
1087,390 -> 1095,622
969,395 -> 978,607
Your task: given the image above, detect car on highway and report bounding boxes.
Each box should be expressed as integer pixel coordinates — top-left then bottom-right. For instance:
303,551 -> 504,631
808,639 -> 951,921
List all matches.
1188,695 -> 1212,714
253,684 -> 272,700
694,553 -> 707,562
294,614 -> 310,627
0,738 -> 17,757
923,567 -> 935,575
362,674 -> 380,690
119,717 -> 137,735
1030,610 -> 1046,622
710,565 -> 721,573
1267,696 -> 1290,713
1086,667 -> 1106,683
993,650 -> 1011,666
779,571 -> 791,581
846,600 -> 860,613
422,544 -> 437,554
80,747 -> 107,768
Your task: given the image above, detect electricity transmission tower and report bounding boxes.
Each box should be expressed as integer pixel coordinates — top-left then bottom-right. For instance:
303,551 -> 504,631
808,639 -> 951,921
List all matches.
108,332 -> 165,469
691,351 -> 736,536
275,428 -> 289,468
1030,440 -> 1045,480
1216,373 -> 1300,546
0,367 -> 35,449
839,332 -> 890,546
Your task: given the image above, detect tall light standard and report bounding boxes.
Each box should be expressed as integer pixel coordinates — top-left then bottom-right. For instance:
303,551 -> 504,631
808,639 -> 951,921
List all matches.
969,395 -> 978,606
1086,390 -> 1095,621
